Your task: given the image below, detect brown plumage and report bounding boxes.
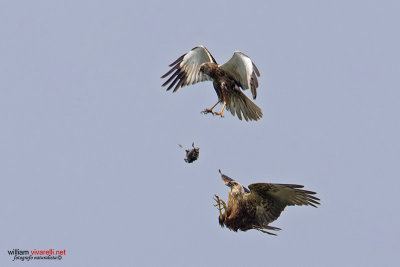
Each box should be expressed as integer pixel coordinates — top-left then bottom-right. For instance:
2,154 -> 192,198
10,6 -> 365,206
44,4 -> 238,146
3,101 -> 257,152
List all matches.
214,170 -> 320,235
161,46 -> 262,121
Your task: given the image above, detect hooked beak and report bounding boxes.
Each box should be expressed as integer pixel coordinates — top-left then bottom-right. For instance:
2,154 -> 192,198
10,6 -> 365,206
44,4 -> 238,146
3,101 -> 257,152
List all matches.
219,169 -> 234,187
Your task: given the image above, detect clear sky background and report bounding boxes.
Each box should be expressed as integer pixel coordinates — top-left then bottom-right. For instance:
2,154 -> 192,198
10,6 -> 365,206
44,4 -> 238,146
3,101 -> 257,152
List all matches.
1,0 -> 399,266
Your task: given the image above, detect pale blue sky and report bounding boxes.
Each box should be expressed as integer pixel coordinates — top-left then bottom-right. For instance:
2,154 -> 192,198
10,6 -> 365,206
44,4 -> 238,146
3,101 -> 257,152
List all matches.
1,0 -> 399,266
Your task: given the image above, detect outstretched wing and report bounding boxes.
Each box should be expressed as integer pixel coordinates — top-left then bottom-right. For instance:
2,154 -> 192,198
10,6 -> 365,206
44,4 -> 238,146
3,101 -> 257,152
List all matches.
247,183 -> 320,225
219,51 -> 260,99
161,46 -> 217,92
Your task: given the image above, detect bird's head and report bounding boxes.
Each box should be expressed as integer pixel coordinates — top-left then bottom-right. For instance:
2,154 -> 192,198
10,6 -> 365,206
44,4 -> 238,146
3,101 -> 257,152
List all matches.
199,63 -> 206,73
219,169 -> 245,195
199,63 -> 213,75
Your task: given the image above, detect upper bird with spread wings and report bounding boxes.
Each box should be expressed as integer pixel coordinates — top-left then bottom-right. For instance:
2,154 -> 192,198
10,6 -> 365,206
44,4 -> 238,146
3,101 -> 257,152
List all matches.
161,46 -> 262,121
214,170 -> 320,235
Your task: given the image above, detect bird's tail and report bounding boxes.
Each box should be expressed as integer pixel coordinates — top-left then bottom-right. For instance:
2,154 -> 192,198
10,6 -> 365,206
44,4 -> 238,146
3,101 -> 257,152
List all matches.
226,90 -> 263,121
253,225 -> 281,235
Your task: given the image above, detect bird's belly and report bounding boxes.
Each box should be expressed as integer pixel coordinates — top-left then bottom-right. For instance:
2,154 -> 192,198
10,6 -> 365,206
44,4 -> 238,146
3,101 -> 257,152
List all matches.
225,207 -> 255,232
213,80 -> 235,101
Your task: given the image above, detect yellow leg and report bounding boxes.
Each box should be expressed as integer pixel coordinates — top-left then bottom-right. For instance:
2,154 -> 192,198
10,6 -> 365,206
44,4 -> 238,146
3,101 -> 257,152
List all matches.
202,101 -> 220,115
213,195 -> 223,216
215,102 -> 226,118
221,199 -> 227,221
213,195 -> 227,220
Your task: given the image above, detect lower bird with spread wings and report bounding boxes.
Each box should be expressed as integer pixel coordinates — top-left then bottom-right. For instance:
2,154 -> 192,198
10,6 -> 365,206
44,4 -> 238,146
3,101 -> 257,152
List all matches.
214,170 -> 320,235
161,46 -> 263,121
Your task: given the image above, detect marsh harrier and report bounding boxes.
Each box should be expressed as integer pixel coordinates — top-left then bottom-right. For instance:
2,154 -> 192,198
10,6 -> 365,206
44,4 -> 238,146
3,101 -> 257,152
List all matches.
161,46 -> 262,121
214,170 -> 320,235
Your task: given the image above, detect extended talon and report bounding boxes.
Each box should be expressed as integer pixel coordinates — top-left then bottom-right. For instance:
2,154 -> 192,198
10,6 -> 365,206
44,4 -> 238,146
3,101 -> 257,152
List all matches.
213,198 -> 220,207
202,100 -> 221,116
215,102 -> 226,118
213,195 -> 227,220
213,201 -> 222,207
220,199 -> 227,221
202,109 -> 215,115
213,195 -> 221,207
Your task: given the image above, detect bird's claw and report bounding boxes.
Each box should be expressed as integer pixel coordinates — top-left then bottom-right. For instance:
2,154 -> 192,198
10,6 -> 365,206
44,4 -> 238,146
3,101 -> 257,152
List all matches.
202,109 -> 215,115
213,195 -> 220,205
213,195 -> 227,220
215,112 -> 224,118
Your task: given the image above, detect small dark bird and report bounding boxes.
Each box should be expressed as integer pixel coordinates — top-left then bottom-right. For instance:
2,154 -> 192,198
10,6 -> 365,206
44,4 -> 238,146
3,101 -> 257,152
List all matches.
178,143 -> 200,163
161,46 -> 262,121
214,170 -> 320,235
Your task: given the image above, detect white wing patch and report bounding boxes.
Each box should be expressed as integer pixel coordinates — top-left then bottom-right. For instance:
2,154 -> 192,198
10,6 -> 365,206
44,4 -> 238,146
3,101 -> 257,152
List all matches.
161,46 -> 216,92
219,51 -> 260,99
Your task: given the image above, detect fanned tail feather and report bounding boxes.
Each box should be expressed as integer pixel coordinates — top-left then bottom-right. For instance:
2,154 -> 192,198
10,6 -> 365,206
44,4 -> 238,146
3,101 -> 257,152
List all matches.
226,90 -> 263,121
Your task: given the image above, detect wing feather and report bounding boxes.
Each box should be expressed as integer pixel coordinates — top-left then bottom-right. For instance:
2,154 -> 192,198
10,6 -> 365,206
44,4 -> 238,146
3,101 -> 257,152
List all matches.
247,183 -> 320,225
161,46 -> 216,92
249,183 -> 320,207
169,55 -> 185,67
219,51 -> 260,99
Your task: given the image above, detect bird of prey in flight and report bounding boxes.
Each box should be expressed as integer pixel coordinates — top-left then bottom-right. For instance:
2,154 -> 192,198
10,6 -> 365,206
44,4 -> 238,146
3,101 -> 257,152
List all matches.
161,46 -> 262,121
214,170 -> 320,235
178,142 -> 199,163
